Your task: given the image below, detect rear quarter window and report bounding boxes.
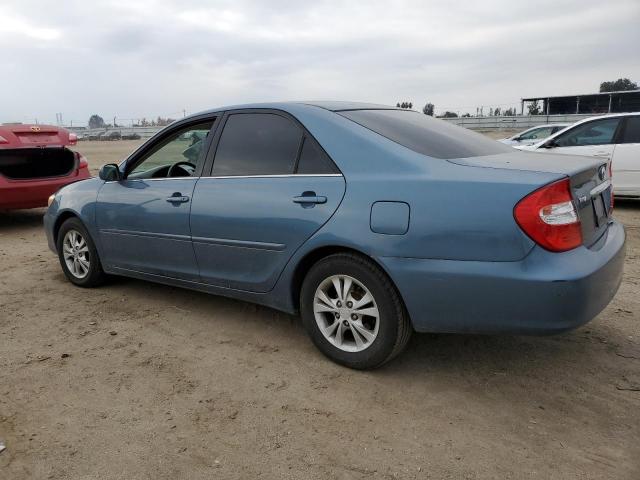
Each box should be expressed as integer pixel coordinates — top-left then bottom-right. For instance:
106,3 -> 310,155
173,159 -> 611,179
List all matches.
338,109 -> 510,159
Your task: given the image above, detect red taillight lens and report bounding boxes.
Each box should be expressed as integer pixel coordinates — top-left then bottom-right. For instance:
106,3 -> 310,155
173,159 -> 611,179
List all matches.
78,155 -> 89,169
0,135 -> 8,144
514,178 -> 582,252
68,133 -> 78,145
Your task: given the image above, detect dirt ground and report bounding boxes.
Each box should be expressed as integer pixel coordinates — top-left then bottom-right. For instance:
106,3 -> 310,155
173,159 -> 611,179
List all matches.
1,139 -> 639,479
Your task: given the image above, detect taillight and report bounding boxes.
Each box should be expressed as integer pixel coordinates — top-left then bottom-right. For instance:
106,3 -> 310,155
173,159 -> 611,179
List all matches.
0,135 -> 8,144
68,133 -> 78,145
78,155 -> 89,169
514,178 -> 582,252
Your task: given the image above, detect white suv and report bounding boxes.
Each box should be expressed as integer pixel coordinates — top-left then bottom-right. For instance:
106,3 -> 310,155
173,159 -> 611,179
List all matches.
518,113 -> 640,197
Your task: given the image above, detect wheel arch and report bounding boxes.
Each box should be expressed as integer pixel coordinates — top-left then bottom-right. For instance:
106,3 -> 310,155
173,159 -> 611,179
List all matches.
53,210 -> 81,245
289,245 -> 410,321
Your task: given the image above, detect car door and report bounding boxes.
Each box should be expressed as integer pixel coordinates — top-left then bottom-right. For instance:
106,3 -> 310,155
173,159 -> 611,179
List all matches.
95,119 -> 216,280
190,110 -> 346,292
545,117 -> 621,161
612,116 -> 640,196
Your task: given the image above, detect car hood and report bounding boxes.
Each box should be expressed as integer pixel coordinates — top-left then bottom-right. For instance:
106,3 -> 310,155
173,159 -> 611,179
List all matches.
447,150 -> 602,177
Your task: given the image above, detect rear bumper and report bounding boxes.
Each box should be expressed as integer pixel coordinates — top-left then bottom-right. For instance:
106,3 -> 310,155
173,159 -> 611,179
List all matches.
379,220 -> 626,334
0,168 -> 90,209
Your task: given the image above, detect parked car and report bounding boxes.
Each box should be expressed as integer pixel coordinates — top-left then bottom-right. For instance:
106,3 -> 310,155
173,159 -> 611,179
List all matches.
0,124 -> 90,210
517,113 -> 640,197
44,102 -> 625,369
121,132 -> 141,140
498,124 -> 569,146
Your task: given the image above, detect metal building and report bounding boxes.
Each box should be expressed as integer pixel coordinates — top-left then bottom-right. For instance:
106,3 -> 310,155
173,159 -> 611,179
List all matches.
521,90 -> 640,115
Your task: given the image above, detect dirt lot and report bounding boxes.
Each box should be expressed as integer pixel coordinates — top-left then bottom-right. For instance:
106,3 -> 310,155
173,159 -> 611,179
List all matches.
1,140 -> 639,479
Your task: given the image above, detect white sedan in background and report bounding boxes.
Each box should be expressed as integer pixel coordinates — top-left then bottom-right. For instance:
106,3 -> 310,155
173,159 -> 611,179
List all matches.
498,123 -> 570,146
518,113 -> 640,197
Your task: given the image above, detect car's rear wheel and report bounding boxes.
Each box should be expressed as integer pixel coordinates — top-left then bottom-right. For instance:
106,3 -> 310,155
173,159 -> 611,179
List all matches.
57,218 -> 106,288
300,253 -> 412,369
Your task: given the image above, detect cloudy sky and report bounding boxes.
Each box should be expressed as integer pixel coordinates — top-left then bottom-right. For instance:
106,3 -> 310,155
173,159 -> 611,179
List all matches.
1,0 -> 639,125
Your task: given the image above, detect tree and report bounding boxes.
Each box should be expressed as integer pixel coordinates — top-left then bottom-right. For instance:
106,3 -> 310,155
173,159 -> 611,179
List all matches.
397,101 -> 413,110
527,100 -> 541,115
600,78 -> 638,93
462,113 -> 471,117
441,111 -> 458,118
504,107 -> 515,116
493,107 -> 502,116
422,103 -> 434,116
88,114 -> 105,129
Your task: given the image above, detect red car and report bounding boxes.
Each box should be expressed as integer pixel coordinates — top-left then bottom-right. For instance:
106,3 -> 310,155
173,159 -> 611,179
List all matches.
0,124 -> 90,210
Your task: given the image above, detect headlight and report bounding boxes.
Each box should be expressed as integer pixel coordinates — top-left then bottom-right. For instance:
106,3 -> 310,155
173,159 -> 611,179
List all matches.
47,194 -> 56,207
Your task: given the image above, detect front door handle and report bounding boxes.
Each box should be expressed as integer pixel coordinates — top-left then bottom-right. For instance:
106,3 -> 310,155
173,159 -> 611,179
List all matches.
166,193 -> 190,203
293,192 -> 327,205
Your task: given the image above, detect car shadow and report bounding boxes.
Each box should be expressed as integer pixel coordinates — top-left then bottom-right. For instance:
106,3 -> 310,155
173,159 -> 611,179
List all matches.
96,274 -> 627,383
0,208 -> 46,232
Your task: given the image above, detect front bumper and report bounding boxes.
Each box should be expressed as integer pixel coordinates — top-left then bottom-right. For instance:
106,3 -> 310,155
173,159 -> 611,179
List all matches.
379,221 -> 626,334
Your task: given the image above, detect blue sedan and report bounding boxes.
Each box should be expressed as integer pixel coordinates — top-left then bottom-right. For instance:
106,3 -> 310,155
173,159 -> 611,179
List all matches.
44,102 -> 625,369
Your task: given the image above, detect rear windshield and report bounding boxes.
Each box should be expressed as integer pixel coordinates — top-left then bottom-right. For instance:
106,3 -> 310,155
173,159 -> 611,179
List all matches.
339,109 -> 510,159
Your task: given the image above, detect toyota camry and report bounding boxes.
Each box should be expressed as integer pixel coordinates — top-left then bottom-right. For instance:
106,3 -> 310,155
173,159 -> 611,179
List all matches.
44,102 -> 625,369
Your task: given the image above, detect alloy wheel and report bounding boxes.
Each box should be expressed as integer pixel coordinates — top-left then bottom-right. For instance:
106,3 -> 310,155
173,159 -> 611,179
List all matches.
313,274 -> 380,352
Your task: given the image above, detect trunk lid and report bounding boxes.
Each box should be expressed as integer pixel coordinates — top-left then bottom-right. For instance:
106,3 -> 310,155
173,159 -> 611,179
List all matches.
449,151 -> 612,248
0,124 -> 74,148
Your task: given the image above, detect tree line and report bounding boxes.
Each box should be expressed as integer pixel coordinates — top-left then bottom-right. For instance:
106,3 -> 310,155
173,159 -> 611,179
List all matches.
88,115 -> 176,129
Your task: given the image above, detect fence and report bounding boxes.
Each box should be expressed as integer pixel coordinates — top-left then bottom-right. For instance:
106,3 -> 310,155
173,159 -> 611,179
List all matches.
440,113 -> 600,130
74,126 -> 164,139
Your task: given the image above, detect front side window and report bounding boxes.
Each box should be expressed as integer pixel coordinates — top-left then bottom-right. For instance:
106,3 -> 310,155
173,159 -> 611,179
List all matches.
621,117 -> 640,144
129,122 -> 213,178
213,113 -> 302,176
519,126 -> 555,140
339,109 -> 510,159
554,118 -> 621,147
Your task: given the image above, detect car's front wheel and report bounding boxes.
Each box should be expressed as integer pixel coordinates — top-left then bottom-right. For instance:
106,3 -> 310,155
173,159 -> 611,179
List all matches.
57,218 -> 106,288
300,253 -> 412,369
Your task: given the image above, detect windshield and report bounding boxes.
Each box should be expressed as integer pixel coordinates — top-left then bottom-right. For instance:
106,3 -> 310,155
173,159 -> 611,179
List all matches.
339,109 -> 510,159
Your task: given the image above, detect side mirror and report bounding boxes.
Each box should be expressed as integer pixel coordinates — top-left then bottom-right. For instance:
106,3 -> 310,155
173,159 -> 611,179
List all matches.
99,163 -> 121,181
541,139 -> 558,149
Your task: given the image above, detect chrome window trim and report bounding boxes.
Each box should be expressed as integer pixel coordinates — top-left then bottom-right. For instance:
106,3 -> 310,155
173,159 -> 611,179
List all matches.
200,174 -> 344,179
105,174 -> 344,183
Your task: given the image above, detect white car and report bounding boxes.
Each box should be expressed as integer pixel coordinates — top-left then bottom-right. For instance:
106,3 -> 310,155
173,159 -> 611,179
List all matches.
498,124 -> 570,146
518,113 -> 640,197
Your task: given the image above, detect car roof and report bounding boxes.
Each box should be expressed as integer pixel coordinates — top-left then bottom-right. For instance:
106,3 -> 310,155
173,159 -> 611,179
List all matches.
192,101 -> 400,117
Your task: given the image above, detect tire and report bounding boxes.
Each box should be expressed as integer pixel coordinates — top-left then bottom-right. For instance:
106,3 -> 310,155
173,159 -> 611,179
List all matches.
300,253 -> 412,369
56,217 -> 106,288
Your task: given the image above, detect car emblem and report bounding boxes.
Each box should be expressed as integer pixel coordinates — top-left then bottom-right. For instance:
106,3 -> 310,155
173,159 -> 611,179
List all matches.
30,126 -> 41,132
598,165 -> 606,181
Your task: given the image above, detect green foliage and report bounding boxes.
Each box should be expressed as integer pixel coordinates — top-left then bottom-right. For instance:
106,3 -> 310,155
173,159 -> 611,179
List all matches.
88,114 -> 105,129
599,78 -> 638,92
422,103 -> 434,116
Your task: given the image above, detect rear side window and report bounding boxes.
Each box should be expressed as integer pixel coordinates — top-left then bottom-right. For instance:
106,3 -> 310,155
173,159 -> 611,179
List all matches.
554,118 -> 621,147
621,117 -> 640,144
338,109 -> 510,159
520,126 -> 554,140
213,113 -> 302,176
296,137 -> 339,174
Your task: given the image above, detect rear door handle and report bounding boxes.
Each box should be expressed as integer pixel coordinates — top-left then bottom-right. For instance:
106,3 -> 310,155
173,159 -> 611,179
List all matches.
594,151 -> 610,157
166,194 -> 190,203
293,194 -> 327,205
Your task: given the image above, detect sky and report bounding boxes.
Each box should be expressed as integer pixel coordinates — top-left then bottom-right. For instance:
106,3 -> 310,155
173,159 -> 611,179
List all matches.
1,0 -> 639,126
